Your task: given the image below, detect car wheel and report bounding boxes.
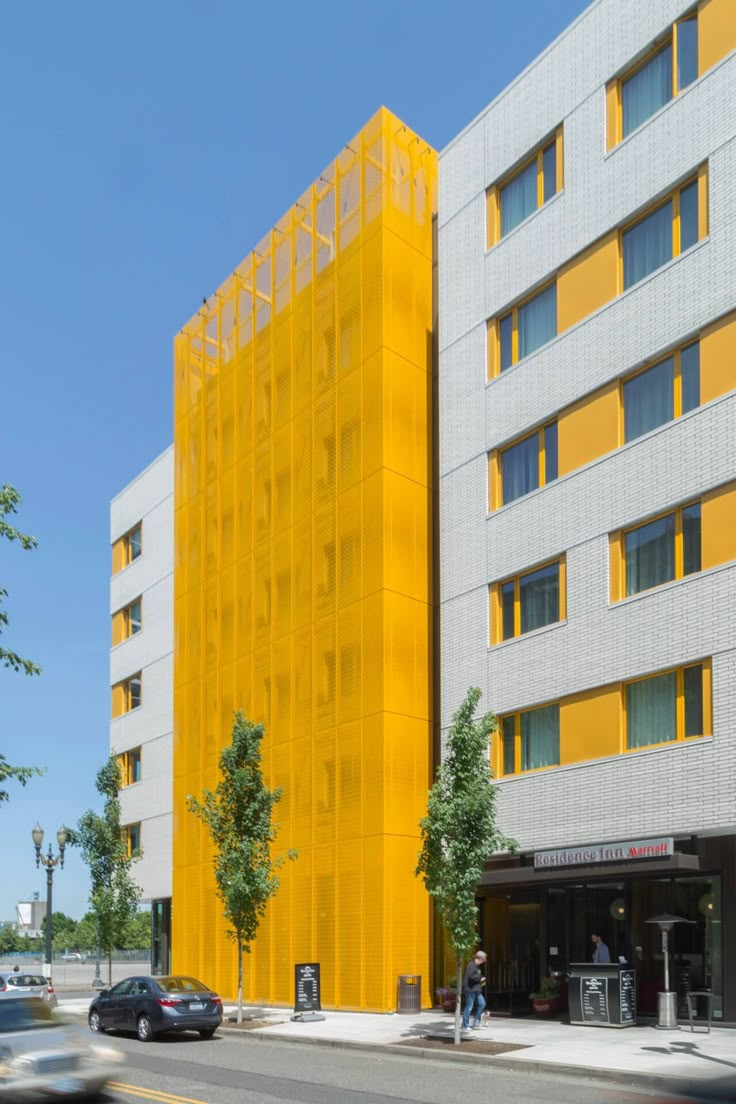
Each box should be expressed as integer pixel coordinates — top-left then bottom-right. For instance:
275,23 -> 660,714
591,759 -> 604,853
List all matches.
88,1009 -> 105,1033
137,1014 -> 154,1042
199,1028 -> 216,1039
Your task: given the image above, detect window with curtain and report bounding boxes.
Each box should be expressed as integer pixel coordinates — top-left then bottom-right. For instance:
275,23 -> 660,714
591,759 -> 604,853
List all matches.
126,599 -> 142,636
502,716 -> 516,776
518,283 -> 557,360
501,434 -> 539,504
622,500 -> 700,597
622,43 -> 673,137
623,200 -> 673,289
521,705 -> 559,771
501,581 -> 515,640
680,341 -> 700,414
624,357 -> 674,442
625,513 -> 675,595
627,670 -> 677,748
495,133 -> 561,243
677,16 -> 698,92
500,159 -> 538,237
500,314 -> 513,371
520,562 -> 560,634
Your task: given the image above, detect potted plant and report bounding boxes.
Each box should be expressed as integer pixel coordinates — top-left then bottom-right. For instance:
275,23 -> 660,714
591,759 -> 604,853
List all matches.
529,976 -> 560,1017
435,979 -> 458,1013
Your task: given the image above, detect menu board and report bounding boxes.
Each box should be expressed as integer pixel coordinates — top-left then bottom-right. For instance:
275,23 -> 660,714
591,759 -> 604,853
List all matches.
581,976 -> 610,1024
294,962 -> 321,1013
619,969 -> 636,1023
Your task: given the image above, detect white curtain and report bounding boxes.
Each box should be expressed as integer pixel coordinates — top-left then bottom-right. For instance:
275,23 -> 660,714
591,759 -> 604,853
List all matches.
624,357 -> 673,441
502,434 -> 539,504
520,563 -> 559,633
622,44 -> 672,137
501,160 -> 537,236
521,705 -> 559,771
623,201 -> 673,289
627,672 -> 676,749
625,513 -> 675,595
518,283 -> 557,360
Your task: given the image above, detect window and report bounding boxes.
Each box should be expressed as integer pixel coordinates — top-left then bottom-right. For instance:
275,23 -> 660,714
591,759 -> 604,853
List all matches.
119,748 -> 142,786
124,823 -> 142,856
112,524 -> 142,574
500,704 -> 560,776
495,559 -> 564,642
498,283 -> 557,372
498,421 -> 557,506
112,673 -> 142,717
489,128 -> 562,245
621,500 -> 701,597
623,340 -> 700,443
622,177 -> 699,290
626,663 -> 704,750
112,597 -> 143,646
611,12 -> 699,144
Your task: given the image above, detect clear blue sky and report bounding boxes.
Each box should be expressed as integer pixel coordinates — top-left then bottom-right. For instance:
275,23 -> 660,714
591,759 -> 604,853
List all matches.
0,0 -> 589,922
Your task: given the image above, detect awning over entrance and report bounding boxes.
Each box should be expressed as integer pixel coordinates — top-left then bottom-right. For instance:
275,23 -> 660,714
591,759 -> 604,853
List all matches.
480,851 -> 700,888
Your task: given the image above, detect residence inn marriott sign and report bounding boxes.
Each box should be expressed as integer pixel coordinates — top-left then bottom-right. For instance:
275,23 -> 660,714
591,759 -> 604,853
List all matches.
534,838 -> 675,870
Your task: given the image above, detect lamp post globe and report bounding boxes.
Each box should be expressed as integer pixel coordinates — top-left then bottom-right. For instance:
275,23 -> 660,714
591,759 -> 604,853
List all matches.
32,822 -> 66,978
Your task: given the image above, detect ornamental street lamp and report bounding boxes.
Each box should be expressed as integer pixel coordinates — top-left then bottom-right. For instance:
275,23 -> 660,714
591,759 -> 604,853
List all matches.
32,823 -> 67,976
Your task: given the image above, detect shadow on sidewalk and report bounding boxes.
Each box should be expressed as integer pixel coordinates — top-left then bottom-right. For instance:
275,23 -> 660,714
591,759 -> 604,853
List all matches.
642,1039 -> 736,1072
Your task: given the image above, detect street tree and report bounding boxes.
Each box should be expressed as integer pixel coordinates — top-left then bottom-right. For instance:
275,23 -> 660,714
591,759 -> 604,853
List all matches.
68,756 -> 142,984
187,712 -> 297,1023
1,484 -> 43,806
416,686 -> 517,1044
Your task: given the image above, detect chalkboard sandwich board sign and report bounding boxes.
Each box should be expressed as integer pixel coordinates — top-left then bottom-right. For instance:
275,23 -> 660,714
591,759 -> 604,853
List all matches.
292,962 -> 326,1022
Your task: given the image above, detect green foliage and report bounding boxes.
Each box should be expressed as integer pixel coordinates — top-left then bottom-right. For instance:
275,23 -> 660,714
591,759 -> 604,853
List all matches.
0,924 -> 21,954
0,754 -> 43,807
69,756 -> 142,981
41,911 -> 79,951
0,483 -> 41,678
416,687 -> 517,1042
188,712 -> 297,1020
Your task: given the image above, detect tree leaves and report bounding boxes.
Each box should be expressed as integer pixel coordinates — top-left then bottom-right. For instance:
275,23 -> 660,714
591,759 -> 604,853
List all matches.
0,483 -> 41,677
0,753 -> 43,806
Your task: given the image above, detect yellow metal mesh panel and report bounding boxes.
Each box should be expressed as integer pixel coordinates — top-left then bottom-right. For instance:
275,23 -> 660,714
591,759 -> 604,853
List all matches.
173,108 -> 436,1011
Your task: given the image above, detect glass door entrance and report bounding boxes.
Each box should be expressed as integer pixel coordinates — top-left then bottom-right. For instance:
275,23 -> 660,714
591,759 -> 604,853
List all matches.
480,873 -> 722,1018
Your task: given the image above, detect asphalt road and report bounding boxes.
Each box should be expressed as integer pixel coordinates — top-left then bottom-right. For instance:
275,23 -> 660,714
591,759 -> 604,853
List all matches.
94,1030 -> 723,1104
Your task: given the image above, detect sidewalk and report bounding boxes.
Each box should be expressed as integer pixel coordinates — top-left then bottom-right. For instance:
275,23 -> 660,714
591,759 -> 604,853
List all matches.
59,997 -> 736,1098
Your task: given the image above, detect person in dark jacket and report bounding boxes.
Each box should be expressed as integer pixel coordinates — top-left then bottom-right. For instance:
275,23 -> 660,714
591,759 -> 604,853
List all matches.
462,950 -> 487,1030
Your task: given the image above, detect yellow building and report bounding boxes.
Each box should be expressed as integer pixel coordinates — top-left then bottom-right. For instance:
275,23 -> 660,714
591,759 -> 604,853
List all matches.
172,108 -> 437,1011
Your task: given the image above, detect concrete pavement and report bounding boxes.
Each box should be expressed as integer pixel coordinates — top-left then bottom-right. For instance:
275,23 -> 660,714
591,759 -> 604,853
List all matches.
58,995 -> 736,1098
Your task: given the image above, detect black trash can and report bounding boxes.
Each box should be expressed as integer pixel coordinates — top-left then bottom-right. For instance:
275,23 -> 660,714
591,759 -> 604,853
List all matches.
397,974 -> 422,1013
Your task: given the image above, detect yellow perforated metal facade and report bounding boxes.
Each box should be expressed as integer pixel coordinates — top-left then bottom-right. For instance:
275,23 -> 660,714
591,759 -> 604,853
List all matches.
172,108 -> 436,1010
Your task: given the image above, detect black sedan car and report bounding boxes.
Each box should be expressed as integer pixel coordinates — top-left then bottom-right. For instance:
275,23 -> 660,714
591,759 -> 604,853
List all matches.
88,975 -> 222,1041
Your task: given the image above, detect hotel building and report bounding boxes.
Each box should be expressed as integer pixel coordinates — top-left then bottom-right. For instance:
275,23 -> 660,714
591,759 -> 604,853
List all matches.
439,0 -> 736,1019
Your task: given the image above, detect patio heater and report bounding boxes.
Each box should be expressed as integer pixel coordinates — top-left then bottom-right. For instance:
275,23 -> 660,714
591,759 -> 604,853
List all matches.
645,913 -> 692,1028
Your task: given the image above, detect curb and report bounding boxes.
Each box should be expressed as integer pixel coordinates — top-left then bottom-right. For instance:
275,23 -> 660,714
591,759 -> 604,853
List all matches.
220,1025 -> 717,1095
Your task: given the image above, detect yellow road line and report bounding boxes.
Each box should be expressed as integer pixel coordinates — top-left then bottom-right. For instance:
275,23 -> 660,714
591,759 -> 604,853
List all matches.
107,1081 -> 209,1104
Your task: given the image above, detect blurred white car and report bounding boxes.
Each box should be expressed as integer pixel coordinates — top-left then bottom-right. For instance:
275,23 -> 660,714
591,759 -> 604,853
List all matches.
0,973 -> 57,1008
60,953 -> 85,963
0,997 -> 120,1098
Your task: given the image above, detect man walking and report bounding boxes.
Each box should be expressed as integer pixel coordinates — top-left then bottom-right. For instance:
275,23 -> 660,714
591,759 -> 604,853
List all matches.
462,950 -> 487,1031
591,933 -> 611,963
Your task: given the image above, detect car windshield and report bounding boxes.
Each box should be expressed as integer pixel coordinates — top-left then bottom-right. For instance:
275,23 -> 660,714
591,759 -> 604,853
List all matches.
156,976 -> 208,993
0,998 -> 54,1033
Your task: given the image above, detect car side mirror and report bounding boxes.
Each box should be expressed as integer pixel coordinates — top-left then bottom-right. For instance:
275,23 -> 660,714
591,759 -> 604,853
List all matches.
99,989 -> 109,997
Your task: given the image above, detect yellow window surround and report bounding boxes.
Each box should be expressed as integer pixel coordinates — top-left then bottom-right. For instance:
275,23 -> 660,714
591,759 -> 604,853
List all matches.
488,164 -> 708,381
495,659 -> 712,777
489,420 -> 557,512
623,661 -> 711,752
487,279 -> 557,378
123,822 -> 142,857
606,8 -> 699,149
112,598 -> 143,646
111,673 -> 142,718
112,524 -> 142,574
486,127 -> 564,248
118,747 -> 142,787
610,497 -> 700,602
490,556 -> 566,644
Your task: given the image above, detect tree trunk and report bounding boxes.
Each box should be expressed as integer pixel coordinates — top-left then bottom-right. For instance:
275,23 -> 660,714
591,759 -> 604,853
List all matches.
237,935 -> 243,1025
454,953 -> 463,1044
107,952 -> 113,988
